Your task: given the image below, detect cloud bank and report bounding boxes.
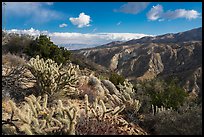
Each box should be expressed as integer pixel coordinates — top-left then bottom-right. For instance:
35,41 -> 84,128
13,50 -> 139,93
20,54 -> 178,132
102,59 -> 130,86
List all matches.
6,28 -> 153,50
69,12 -> 91,28
115,2 -> 150,14
147,4 -> 200,21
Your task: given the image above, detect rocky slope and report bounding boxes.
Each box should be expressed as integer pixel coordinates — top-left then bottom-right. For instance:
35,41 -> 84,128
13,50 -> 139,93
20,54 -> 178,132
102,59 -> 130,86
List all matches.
75,27 -> 202,96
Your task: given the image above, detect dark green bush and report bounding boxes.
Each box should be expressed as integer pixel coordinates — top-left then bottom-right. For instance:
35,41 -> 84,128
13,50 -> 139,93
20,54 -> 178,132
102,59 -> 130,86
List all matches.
109,73 -> 125,87
25,35 -> 71,65
142,78 -> 187,110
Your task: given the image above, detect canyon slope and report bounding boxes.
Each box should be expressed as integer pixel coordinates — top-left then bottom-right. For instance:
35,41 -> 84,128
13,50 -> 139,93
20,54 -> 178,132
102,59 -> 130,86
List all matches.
75,27 -> 202,97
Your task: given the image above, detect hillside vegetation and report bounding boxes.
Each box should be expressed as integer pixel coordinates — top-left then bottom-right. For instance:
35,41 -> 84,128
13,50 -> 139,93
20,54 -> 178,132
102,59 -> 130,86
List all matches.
2,33 -> 202,135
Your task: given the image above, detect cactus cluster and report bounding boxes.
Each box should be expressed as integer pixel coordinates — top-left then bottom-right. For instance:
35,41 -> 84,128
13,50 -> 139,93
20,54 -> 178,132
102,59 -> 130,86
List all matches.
83,77 -> 141,115
84,94 -> 125,120
27,55 -> 79,98
3,94 -> 78,135
76,94 -> 146,135
103,80 -> 141,114
76,94 -> 126,135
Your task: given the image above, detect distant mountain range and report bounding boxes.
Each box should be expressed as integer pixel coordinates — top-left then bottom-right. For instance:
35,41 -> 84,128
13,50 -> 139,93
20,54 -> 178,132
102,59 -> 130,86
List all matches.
84,27 -> 202,49
74,27 -> 202,97
123,27 -> 202,44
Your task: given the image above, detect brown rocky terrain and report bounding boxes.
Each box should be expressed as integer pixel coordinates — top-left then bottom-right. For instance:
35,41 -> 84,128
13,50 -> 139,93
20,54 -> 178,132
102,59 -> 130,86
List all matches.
75,27 -> 202,97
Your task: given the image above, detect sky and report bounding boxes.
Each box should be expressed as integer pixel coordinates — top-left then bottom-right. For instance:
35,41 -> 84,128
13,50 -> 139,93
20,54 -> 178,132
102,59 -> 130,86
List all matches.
2,2 -> 202,50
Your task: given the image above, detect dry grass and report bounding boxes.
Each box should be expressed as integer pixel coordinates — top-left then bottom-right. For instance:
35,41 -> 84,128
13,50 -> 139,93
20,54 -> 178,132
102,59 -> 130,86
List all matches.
2,53 -> 26,67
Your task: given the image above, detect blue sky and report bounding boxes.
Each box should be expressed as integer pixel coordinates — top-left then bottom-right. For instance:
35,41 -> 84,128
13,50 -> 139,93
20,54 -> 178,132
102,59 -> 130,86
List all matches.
2,2 -> 202,49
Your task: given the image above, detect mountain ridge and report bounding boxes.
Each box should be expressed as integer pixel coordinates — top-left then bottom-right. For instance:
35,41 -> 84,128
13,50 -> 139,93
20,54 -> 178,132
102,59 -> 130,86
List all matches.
78,27 -> 202,50
75,27 -> 202,97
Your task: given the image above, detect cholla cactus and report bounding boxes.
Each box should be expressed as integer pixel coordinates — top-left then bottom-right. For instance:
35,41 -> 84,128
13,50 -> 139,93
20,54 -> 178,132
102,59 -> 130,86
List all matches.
152,105 -> 173,115
103,80 -> 141,114
117,80 -> 134,97
27,55 -> 79,98
5,94 -> 78,135
76,94 -> 147,135
84,94 -> 125,120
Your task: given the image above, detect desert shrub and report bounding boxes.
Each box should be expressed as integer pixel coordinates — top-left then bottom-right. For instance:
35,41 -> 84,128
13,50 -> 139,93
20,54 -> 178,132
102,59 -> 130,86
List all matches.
26,55 -> 79,101
2,54 -> 33,101
2,53 -> 26,67
142,78 -> 187,110
109,73 -> 125,88
142,102 -> 202,135
25,35 -> 71,65
2,33 -> 34,56
133,82 -> 152,114
76,114 -> 124,135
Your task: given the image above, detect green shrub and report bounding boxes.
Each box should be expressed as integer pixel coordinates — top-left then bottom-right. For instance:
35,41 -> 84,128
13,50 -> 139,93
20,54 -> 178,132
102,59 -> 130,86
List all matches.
143,78 -> 187,110
109,73 -> 125,87
25,35 -> 71,65
142,103 -> 202,135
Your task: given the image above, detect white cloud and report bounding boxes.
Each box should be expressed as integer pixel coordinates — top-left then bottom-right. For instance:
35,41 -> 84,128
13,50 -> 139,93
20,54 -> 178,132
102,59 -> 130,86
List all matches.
117,21 -> 122,26
6,28 -> 49,36
4,2 -> 62,23
147,4 -> 200,21
147,4 -> 163,21
114,2 -> 150,14
59,23 -> 68,28
163,9 -> 200,20
6,28 -> 153,50
69,12 -> 91,28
